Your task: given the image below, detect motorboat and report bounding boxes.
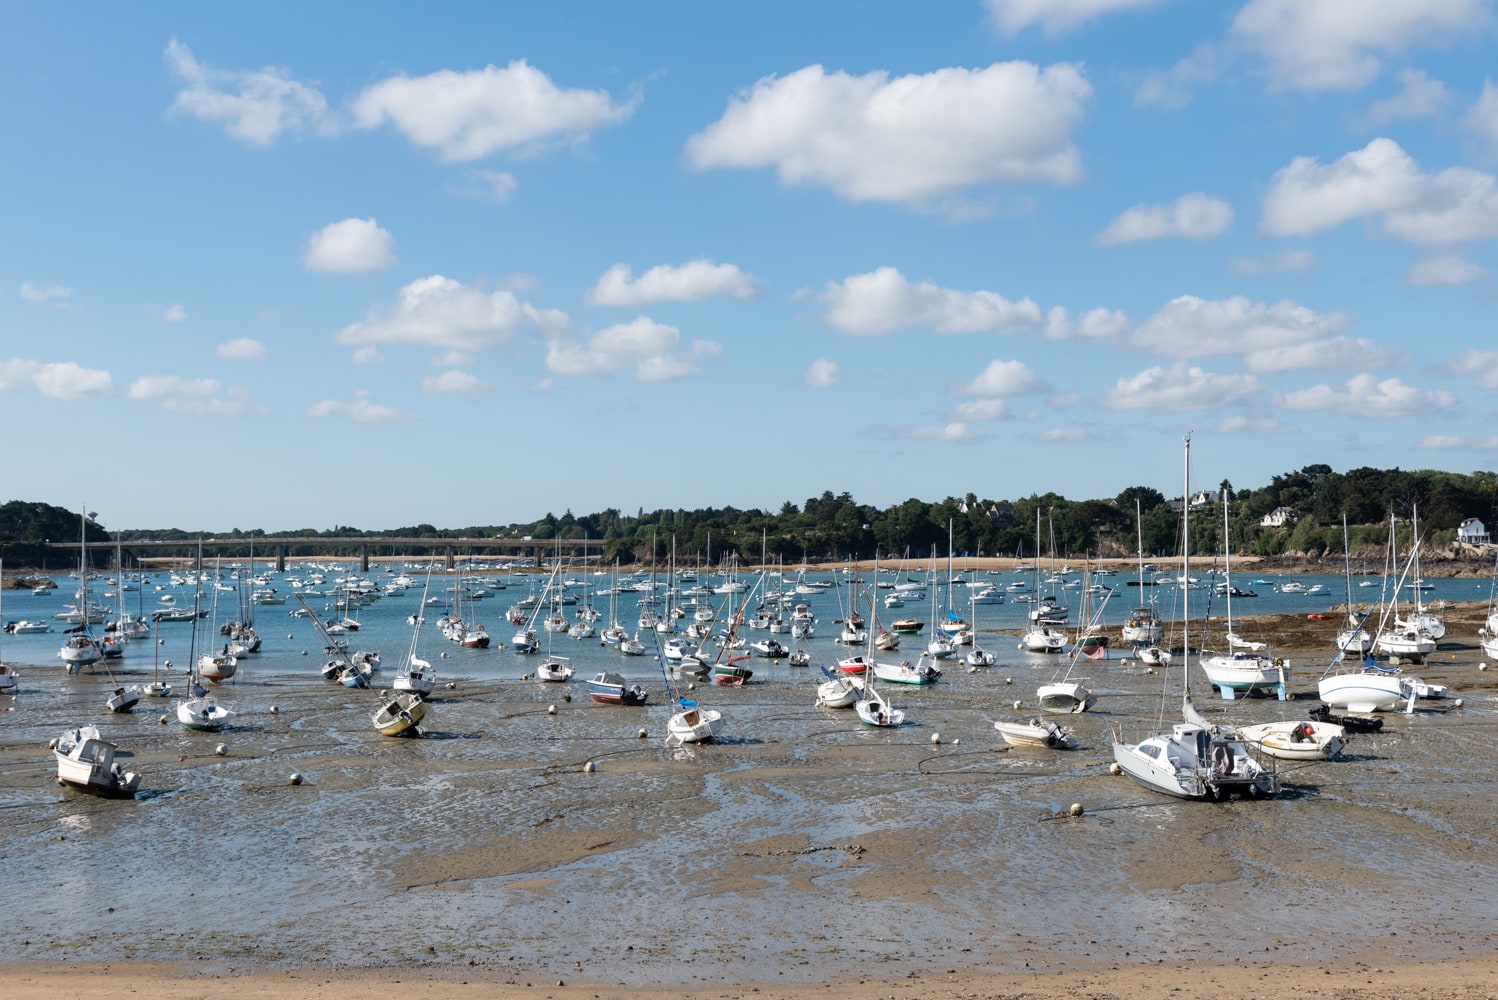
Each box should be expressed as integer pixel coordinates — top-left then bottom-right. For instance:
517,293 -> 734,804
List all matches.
1239,720 -> 1345,761
994,718 -> 1078,750
372,690 -> 427,737
537,657 -> 574,682
586,671 -> 648,706
6,619 -> 53,634
54,729 -> 139,798
872,655 -> 940,685
1037,681 -> 1095,713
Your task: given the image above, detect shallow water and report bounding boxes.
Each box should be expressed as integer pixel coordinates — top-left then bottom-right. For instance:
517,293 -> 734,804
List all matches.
4,569 -> 1498,985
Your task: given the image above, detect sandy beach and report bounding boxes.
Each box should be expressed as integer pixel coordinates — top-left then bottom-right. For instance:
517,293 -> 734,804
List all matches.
5,581 -> 1498,999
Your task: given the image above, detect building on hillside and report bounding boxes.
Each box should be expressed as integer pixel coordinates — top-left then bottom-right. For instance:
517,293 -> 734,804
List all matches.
1260,507 -> 1299,528
1458,517 -> 1490,546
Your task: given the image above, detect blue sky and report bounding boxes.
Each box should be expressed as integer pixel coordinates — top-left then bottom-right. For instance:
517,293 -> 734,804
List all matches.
5,1 -> 1498,534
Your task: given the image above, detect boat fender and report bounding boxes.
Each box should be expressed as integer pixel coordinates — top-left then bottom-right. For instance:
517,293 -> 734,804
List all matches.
1273,657 -> 1284,666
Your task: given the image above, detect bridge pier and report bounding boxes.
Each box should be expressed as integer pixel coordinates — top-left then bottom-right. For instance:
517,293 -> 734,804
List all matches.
444,545 -> 454,571
360,544 -> 370,573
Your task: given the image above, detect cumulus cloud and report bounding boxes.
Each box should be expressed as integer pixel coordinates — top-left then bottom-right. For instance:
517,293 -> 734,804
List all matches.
1261,138 -> 1498,243
1464,80 -> 1498,156
1243,336 -> 1404,374
821,267 -> 1043,336
421,369 -> 488,394
128,374 -> 247,415
803,359 -> 839,387
2,360 -> 113,400
1415,434 -> 1498,451
1131,294 -> 1350,361
952,359 -> 1045,396
460,169 -> 518,201
351,60 -> 636,162
1103,363 -> 1263,411
163,304 -> 187,322
544,316 -> 715,382
217,337 -> 269,360
900,422 -> 982,442
1408,255 -> 1488,285
587,260 -> 759,306
1228,249 -> 1316,275
685,62 -> 1091,206
1231,0 -> 1491,92
19,282 -> 73,304
1133,44 -> 1222,110
305,218 -> 396,274
1044,306 -> 1129,340
1448,347 -> 1498,389
1275,373 -> 1456,416
351,346 -> 383,366
1095,192 -> 1233,246
1215,415 -> 1298,435
334,275 -> 567,354
986,0 -> 1163,37
307,389 -> 404,422
164,38 -> 330,145
950,398 -> 1011,421
1366,69 -> 1453,126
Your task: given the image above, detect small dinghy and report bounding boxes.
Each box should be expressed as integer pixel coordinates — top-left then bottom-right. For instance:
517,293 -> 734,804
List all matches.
54,728 -> 140,798
1239,719 -> 1346,761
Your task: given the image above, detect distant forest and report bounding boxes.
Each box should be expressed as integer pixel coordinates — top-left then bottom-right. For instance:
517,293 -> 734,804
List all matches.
4,463 -> 1497,571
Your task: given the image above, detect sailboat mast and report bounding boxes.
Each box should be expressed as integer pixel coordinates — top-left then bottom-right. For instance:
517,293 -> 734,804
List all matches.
1182,436 -> 1191,696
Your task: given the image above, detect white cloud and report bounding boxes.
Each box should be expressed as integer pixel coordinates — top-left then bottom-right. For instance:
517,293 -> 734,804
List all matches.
587,259 -> 759,306
164,38 -> 330,145
685,62 -> 1091,206
986,0 -> 1163,37
1133,44 -> 1222,110
351,60 -> 636,162
1231,0 -> 1491,92
1408,255 -> 1489,285
335,275 -> 567,352
0,359 -> 116,402
19,281 -> 73,304
1243,336 -> 1404,374
900,422 -> 982,442
462,169 -> 518,201
1095,192 -> 1233,246
217,337 -> 269,360
544,316 -> 714,382
1366,69 -> 1453,126
1228,249 -> 1316,275
1276,373 -> 1456,416
163,304 -> 187,322
421,369 -> 488,394
821,266 -> 1043,336
307,389 -> 404,422
1449,347 -> 1498,389
1215,415 -> 1297,435
1463,79 -> 1498,156
951,398 -> 1011,421
952,359 -> 1044,396
1038,424 -> 1092,443
1261,138 -> 1498,243
305,218 -> 396,274
1044,305 -> 1129,340
1132,294 -> 1350,360
127,374 -> 246,415
803,359 -> 839,387
1104,363 -> 1262,411
351,346 -> 383,366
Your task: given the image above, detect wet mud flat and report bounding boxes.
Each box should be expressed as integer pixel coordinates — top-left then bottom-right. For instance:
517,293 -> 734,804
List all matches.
2,643 -> 1497,989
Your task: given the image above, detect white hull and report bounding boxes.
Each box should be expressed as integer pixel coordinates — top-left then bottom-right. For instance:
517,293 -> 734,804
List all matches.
666,706 -> 723,744
1113,723 -> 1277,800
1317,670 -> 1413,713
1037,681 -> 1095,714
1239,720 -> 1345,760
994,718 -> 1078,750
1198,653 -> 1289,700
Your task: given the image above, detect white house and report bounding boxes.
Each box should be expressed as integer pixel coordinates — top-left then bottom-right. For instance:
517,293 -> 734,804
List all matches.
1260,507 -> 1299,528
1458,517 -> 1490,546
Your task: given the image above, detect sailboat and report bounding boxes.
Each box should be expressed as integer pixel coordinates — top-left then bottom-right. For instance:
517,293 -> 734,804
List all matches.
963,586 -> 994,667
1036,576 -> 1106,713
1121,500 -> 1164,647
1020,511 -> 1068,653
1111,436 -> 1279,801
197,554 -> 238,684
1197,492 -> 1288,700
854,650 -> 905,727
1335,515 -> 1374,655
392,569 -> 437,697
140,616 -> 171,698
57,511 -> 103,673
0,559 -> 18,694
654,628 -> 723,744
177,577 -> 235,731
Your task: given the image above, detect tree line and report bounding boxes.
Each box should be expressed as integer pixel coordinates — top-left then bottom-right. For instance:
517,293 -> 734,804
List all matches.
4,464 -> 1495,571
